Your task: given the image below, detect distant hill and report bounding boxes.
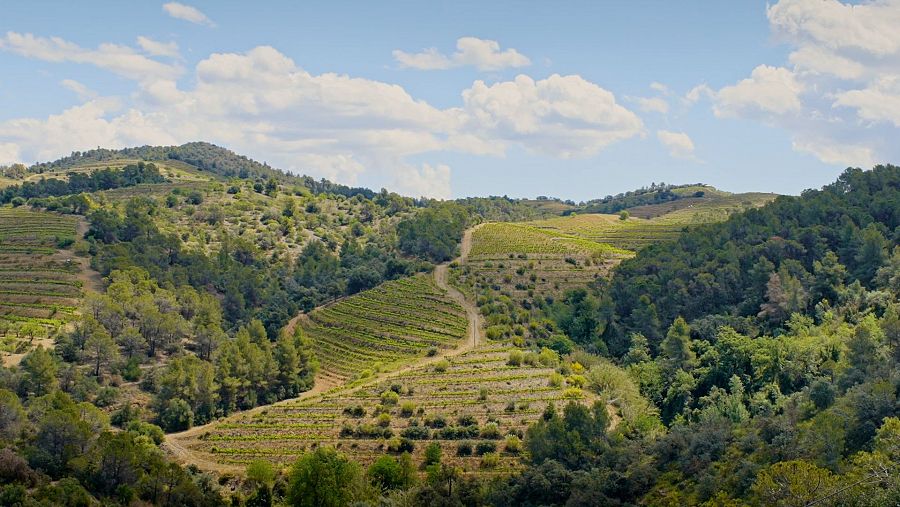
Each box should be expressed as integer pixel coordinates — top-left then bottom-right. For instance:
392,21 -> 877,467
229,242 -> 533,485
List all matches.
567,182 -> 772,216
26,142 -> 379,199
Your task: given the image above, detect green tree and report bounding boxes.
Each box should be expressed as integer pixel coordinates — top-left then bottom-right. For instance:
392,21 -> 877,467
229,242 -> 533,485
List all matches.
660,317 -> 696,371
83,328 -> 118,378
854,224 -> 888,286
367,453 -> 416,492
20,346 -> 57,398
287,447 -> 366,507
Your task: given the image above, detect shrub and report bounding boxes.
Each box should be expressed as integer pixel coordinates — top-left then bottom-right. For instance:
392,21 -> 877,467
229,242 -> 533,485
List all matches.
433,359 -> 450,373
377,413 -> 392,428
549,372 -> 564,388
480,452 -> 500,469
480,422 -> 502,439
456,442 -> 473,456
424,442 -> 442,466
380,390 -> 400,406
475,442 -> 497,456
399,402 -> 416,417
504,435 -> 522,454
425,415 -> 447,428
478,388 -> 488,401
457,414 -> 477,427
387,437 -> 414,454
563,388 -> 584,399
343,405 -> 366,418
426,347 -> 438,357
401,426 -> 431,440
508,350 -> 524,366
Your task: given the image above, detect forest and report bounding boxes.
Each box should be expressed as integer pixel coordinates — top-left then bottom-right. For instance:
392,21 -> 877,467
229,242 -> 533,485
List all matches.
0,145 -> 895,506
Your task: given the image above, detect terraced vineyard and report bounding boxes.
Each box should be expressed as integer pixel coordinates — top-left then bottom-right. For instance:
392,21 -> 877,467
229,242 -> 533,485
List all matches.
301,274 -> 468,384
0,207 -> 83,363
468,222 -> 631,258
175,344 -> 587,473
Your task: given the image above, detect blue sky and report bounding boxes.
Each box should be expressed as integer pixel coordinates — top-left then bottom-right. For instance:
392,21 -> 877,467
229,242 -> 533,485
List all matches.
1,1 -> 898,200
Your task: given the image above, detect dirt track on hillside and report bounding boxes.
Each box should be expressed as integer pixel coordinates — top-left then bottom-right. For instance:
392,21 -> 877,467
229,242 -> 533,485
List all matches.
164,226 -> 485,472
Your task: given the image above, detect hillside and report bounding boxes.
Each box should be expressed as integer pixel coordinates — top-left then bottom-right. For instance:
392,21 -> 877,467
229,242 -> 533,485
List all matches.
0,145 -> 896,506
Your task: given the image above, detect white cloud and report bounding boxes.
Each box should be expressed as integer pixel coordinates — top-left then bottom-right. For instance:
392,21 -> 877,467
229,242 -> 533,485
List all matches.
633,96 -> 669,114
0,143 -> 20,164
0,42 -> 642,197
136,36 -> 180,58
650,82 -> 671,94
767,0 -> 900,57
460,74 -> 644,158
60,79 -> 96,100
392,163 -> 452,199
708,0 -> 900,168
792,137 -> 876,168
0,32 -> 181,83
162,2 -> 214,26
685,84 -> 713,104
393,37 -> 530,71
657,130 -> 696,160
714,65 -> 804,118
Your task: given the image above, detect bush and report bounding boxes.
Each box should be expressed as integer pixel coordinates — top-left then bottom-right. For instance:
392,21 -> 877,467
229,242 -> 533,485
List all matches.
93,386 -> 119,408
508,350 -> 524,366
425,415 -> 447,428
399,402 -> 416,417
159,398 -> 193,432
126,421 -> 165,445
480,452 -> 500,469
424,442 -> 442,466
475,442 -> 497,456
387,437 -> 415,454
380,390 -> 400,406
433,359 -> 450,373
480,422 -> 502,439
504,435 -> 522,454
400,426 -> 430,440
456,441 -> 473,456
549,372 -> 564,388
457,414 -> 477,427
343,405 -> 366,418
377,413 -> 392,428
563,388 -> 584,399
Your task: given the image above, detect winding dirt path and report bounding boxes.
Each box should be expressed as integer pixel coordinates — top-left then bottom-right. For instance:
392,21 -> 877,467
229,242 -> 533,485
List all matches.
164,227 -> 485,472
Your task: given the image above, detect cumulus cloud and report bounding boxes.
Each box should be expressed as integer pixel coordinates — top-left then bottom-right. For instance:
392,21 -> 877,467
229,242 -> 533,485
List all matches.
705,0 -> 900,168
136,36 -> 180,58
459,74 -> 644,158
657,130 -> 696,160
714,65 -> 804,118
0,32 -> 181,82
391,163 -> 452,199
393,37 -> 530,71
0,41 -> 641,197
162,2 -> 214,26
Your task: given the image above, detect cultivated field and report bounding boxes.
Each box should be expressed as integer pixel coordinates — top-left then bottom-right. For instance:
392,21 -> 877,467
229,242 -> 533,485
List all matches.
301,274 -> 468,384
0,207 -> 83,363
175,344 -> 587,474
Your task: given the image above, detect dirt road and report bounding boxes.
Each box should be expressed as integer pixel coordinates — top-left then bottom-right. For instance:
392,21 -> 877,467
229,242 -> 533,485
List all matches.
164,226 -> 485,472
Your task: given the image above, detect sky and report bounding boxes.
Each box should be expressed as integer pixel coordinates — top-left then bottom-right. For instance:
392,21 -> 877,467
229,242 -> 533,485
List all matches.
1,1 -> 898,201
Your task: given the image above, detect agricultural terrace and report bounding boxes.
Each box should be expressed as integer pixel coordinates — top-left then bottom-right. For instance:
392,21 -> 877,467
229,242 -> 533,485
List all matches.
0,207 -> 82,363
179,344 -> 594,474
468,222 -> 630,258
301,274 -> 468,384
529,193 -> 777,251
